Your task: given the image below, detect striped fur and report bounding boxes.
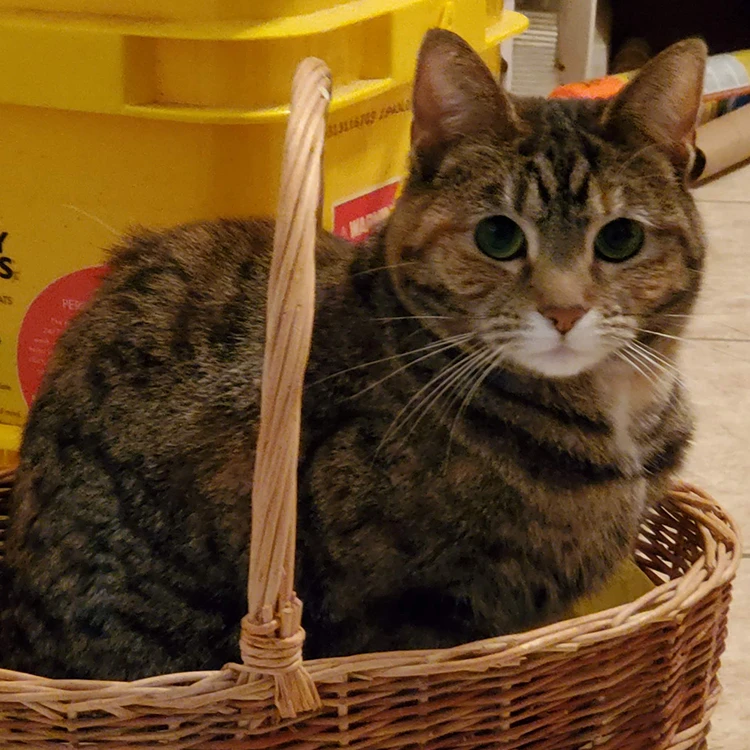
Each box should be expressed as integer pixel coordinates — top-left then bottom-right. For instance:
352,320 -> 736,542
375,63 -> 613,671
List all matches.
0,33 -> 706,678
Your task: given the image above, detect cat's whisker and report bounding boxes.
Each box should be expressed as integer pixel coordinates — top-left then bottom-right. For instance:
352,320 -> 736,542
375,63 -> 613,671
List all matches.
378,346 -> 490,451
378,354 -> 470,451
626,341 -> 684,387
311,332 -> 475,386
648,314 -> 750,335
63,204 -> 120,236
385,347 -> 492,444
432,361 -> 494,460
452,346 -> 504,404
636,350 -> 682,385
629,339 -> 677,370
372,315 -> 454,323
615,350 -> 660,387
352,261 -> 416,277
440,346 -> 501,429
416,346 -> 500,427
636,328 -> 750,344
410,341 -> 512,458
446,347 -> 507,460
344,337 -> 477,402
635,328 -> 750,365
623,344 -> 663,383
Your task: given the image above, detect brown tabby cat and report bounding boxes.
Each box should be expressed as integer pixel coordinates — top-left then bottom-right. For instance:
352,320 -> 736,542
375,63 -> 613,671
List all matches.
0,30 -> 707,680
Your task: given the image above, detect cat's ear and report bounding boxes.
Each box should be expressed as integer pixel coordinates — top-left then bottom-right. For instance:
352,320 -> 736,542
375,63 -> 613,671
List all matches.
411,29 -> 517,176
602,38 -> 707,170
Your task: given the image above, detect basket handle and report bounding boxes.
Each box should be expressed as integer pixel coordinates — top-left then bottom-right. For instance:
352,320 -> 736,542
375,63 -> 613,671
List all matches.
239,58 -> 331,719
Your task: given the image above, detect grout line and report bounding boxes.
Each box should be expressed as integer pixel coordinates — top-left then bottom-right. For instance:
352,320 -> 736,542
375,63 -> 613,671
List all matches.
694,198 -> 750,206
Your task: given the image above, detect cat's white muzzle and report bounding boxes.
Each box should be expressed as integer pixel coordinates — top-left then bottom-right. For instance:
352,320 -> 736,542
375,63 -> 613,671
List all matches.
511,309 -> 608,378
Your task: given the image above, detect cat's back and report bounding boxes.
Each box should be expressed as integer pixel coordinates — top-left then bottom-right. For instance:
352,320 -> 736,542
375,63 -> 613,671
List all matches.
1,217 -> 352,679
20,216 -> 352,464
16,218 -> 277,501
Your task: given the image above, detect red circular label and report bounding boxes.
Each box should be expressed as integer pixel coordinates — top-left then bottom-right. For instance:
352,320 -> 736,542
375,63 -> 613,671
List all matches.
18,265 -> 109,406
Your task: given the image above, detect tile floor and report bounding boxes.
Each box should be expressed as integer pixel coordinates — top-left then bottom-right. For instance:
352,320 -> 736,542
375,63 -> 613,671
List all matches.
685,162 -> 749,748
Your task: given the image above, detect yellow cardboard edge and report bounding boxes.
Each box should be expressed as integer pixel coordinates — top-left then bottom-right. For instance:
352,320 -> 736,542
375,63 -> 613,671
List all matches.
0,2 -> 523,41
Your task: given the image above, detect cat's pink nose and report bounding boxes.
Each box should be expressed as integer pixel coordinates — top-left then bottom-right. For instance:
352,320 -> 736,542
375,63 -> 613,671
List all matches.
540,305 -> 589,334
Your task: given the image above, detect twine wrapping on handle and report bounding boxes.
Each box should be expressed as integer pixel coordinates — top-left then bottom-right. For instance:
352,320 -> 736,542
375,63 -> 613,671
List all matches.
241,57 -> 331,719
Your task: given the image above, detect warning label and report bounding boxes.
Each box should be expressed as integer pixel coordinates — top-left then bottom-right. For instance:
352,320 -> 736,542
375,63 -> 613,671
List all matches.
17,265 -> 108,406
332,179 -> 401,242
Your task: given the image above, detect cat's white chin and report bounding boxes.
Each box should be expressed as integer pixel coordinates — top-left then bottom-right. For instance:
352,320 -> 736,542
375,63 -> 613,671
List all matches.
512,347 -> 604,378
510,310 -> 609,379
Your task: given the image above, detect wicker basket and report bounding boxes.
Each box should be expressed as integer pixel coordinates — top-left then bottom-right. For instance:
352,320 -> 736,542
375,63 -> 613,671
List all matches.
0,59 -> 741,750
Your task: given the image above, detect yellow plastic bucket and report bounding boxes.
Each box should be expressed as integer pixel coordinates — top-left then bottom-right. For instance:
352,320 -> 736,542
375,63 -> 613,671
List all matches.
0,1 -> 528,450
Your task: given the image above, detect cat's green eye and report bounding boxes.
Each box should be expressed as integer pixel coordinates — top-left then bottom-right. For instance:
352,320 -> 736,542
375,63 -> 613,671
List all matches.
594,219 -> 645,263
474,216 -> 527,261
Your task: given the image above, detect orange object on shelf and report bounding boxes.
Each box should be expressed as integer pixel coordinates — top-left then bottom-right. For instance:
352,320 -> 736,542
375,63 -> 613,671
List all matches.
549,75 -> 629,100
550,49 -> 750,125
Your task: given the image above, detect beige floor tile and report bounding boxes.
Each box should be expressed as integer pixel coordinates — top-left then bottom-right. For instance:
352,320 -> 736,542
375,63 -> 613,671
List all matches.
682,197 -> 750,535
709,567 -> 749,749
685,164 -> 750,747
693,160 -> 750,204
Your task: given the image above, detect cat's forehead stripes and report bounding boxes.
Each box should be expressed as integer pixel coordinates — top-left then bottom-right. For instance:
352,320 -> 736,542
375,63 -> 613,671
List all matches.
513,114 -> 609,221
567,156 -> 592,200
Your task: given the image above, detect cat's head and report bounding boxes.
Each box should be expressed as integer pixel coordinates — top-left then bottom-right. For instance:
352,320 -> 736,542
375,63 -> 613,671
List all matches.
385,30 -> 707,379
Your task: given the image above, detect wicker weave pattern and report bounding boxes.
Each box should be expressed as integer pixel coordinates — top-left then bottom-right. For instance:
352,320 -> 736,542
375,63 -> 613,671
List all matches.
0,59 -> 741,749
